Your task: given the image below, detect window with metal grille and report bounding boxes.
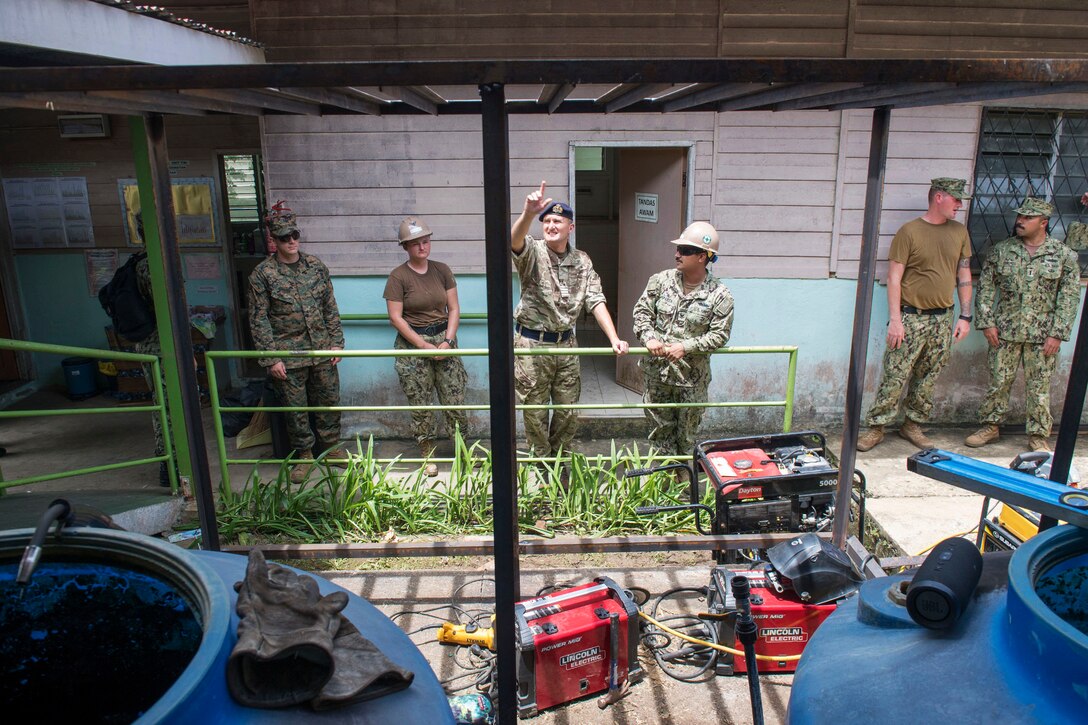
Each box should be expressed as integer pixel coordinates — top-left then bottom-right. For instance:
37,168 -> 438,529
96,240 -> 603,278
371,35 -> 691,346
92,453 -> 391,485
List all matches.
968,108 -> 1088,274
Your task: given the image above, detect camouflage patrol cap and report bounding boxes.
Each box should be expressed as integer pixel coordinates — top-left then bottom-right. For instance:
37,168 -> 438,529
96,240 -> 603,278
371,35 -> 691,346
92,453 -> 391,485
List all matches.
1012,197 -> 1055,217
930,178 -> 972,201
265,200 -> 299,237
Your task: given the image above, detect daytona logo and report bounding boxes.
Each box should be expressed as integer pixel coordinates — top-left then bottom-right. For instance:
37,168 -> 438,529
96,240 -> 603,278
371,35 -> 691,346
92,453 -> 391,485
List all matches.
737,485 -> 763,498
560,647 -> 601,666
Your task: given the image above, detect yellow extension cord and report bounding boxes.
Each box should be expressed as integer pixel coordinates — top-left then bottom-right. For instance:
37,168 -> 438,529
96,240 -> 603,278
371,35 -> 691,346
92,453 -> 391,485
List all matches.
638,610 -> 803,662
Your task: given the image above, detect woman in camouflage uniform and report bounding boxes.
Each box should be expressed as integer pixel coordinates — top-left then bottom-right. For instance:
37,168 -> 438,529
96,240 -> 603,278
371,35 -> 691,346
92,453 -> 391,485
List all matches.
384,216 -> 469,477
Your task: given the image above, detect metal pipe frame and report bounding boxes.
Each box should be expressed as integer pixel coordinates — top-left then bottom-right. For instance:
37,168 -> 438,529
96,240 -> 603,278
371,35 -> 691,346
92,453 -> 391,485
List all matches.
140,114 -> 220,550
832,106 -> 891,549
479,81 -> 519,725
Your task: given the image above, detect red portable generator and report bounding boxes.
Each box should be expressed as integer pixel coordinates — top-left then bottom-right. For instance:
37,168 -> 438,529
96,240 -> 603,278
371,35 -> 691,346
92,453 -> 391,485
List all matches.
706,566 -> 836,674
514,577 -> 643,718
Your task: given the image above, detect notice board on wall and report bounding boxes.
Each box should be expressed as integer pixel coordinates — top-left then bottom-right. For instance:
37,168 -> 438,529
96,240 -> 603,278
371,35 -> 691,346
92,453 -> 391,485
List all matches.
118,177 -> 220,246
3,177 -> 95,248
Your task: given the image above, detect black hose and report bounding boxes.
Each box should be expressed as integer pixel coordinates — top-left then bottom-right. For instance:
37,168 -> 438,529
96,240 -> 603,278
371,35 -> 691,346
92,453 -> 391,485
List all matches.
732,575 -> 764,725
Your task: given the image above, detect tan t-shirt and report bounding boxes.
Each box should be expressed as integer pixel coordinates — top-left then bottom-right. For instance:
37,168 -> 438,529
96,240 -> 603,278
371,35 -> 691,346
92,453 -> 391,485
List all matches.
383,261 -> 456,327
889,217 -> 971,310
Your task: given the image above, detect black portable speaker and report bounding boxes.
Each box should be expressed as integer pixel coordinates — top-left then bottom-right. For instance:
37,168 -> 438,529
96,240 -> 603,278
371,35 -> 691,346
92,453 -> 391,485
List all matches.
906,537 -> 983,630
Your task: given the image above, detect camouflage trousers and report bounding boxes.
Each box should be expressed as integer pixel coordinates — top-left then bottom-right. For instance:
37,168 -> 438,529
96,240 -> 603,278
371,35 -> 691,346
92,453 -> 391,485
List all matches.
270,361 -> 341,454
865,311 -> 953,427
394,332 -> 469,447
138,337 -> 170,457
977,341 -> 1058,437
514,333 -> 580,456
642,376 -> 709,457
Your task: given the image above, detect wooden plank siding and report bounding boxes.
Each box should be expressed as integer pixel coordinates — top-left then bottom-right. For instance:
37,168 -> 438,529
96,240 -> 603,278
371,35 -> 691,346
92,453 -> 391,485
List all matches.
834,106 -> 981,280
712,112 -> 843,278
720,0 -> 851,58
851,1 -> 1088,58
251,0 -> 722,61
262,113 -> 715,275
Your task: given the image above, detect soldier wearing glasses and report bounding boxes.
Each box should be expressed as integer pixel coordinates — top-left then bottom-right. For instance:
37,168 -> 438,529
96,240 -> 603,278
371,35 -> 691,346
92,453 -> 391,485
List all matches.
633,222 -> 734,457
249,202 -> 346,483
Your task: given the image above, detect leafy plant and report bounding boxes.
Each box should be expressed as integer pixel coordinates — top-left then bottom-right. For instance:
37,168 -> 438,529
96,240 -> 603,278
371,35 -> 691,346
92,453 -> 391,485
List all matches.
216,432 -> 707,545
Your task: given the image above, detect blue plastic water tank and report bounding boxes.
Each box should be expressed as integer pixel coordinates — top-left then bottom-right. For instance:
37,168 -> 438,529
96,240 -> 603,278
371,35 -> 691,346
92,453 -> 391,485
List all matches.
61,356 -> 97,399
787,525 -> 1088,724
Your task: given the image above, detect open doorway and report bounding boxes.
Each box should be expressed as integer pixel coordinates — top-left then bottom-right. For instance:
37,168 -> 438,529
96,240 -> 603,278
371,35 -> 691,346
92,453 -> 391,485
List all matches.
573,144 -> 690,415
217,152 -> 267,379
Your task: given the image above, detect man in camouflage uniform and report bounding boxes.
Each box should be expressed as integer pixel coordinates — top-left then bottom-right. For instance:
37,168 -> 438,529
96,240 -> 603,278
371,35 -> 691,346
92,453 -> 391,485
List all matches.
964,197 -> 1080,452
511,181 -> 629,457
633,222 -> 734,457
1066,192 -> 1088,251
134,253 -> 172,487
857,178 -> 975,452
249,203 -> 346,483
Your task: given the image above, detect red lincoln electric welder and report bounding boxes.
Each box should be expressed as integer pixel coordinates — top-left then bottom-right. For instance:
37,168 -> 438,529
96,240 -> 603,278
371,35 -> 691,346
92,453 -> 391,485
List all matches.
514,577 -> 643,718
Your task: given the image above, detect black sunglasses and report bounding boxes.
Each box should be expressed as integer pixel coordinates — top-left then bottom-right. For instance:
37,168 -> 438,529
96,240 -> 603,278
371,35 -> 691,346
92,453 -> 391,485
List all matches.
676,245 -> 702,257
274,231 -> 301,241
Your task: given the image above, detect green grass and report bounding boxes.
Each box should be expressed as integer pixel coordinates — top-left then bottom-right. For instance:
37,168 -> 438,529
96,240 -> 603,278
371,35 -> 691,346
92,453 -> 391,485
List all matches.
217,433 -> 706,545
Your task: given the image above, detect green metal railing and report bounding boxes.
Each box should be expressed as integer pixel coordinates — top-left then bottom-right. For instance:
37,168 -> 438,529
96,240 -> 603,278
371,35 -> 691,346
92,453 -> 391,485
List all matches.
206,344 -> 797,491
0,338 -> 177,491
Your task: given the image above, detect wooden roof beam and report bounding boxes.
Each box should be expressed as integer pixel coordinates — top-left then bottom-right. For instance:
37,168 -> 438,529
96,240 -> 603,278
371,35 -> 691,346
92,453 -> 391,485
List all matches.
774,83 -> 955,111
91,89 -> 264,116
378,85 -> 439,115
538,83 -> 576,114
662,82 -> 763,112
830,82 -> 1088,111
274,87 -> 381,115
604,83 -> 675,113
717,82 -> 861,111
181,88 -> 321,115
0,91 -> 206,116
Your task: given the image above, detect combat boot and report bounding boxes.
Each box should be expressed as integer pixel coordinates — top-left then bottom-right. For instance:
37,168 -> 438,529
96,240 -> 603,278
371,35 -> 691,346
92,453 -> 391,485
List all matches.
898,420 -> 934,449
856,426 -> 885,452
419,442 -> 439,478
321,443 -> 350,468
964,424 -> 1000,448
1028,436 -> 1052,453
289,452 -> 314,484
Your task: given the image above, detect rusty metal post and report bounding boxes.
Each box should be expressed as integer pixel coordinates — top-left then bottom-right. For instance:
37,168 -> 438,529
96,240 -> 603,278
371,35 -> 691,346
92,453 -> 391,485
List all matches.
833,106 -> 891,549
143,113 -> 220,550
479,82 -> 519,722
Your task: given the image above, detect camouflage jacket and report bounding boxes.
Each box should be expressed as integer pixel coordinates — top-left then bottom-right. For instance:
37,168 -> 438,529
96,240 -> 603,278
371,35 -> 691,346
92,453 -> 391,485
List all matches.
975,235 -> 1080,342
1066,221 -> 1088,251
248,253 -> 344,368
134,255 -> 160,355
512,235 -> 606,332
632,269 -> 734,386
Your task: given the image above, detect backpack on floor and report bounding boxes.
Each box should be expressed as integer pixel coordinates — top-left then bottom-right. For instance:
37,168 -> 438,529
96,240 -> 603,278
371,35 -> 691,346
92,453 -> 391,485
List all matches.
99,252 -> 156,342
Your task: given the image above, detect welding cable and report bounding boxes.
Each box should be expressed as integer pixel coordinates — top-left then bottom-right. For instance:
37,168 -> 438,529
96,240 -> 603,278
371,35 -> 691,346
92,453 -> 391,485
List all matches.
913,529 -> 978,558
642,586 -> 720,681
640,611 -> 803,662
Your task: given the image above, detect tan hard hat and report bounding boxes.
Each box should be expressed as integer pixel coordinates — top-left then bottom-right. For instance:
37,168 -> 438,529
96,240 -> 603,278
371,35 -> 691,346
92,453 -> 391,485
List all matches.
398,216 -> 432,244
670,222 -> 720,256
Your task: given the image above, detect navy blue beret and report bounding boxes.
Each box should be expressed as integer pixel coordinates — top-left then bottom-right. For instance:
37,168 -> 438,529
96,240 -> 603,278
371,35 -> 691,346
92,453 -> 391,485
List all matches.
538,202 -> 574,222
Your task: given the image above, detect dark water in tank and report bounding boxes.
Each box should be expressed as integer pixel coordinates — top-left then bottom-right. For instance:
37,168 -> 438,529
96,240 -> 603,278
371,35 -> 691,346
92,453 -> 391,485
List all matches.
1036,564 -> 1088,636
0,561 -> 203,723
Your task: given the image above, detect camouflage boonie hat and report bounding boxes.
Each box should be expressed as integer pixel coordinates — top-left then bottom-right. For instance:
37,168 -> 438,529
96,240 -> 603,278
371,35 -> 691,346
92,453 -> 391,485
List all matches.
265,200 -> 299,237
1012,197 -> 1055,217
930,177 -> 972,201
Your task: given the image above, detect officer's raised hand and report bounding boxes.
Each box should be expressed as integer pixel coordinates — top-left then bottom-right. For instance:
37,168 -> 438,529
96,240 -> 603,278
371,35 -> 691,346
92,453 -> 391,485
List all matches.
525,180 -> 553,217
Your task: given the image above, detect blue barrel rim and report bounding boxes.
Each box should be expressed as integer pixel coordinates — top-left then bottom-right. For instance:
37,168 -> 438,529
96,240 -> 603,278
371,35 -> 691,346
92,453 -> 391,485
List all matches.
1008,523 -> 1088,657
0,527 -> 232,724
